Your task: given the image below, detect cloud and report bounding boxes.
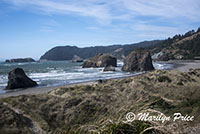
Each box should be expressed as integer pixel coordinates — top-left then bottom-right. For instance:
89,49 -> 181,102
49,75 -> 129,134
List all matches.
131,23 -> 186,39
3,0 -> 200,39
122,0 -> 200,21
38,19 -> 60,32
132,23 -> 182,34
4,0 -> 114,24
4,0 -> 200,23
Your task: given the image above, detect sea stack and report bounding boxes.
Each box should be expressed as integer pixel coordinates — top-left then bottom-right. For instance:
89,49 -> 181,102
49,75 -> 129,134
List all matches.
82,53 -> 117,68
72,55 -> 83,62
5,58 -> 35,63
122,49 -> 154,72
6,68 -> 38,90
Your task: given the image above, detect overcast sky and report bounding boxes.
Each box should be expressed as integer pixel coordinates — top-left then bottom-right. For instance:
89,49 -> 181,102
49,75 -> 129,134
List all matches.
0,0 -> 200,59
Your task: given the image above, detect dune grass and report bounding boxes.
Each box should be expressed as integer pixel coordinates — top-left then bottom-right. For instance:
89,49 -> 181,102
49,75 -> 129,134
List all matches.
1,69 -> 200,133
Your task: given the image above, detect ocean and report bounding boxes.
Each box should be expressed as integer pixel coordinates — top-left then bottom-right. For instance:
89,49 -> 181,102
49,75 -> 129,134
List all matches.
0,60 -> 173,94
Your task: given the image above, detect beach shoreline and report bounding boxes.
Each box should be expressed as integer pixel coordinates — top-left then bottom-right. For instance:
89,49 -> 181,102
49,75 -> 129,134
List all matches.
0,73 -> 143,99
0,60 -> 200,99
157,60 -> 200,72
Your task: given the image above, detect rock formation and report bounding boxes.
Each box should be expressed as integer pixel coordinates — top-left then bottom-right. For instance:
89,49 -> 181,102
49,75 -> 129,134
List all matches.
6,68 -> 38,90
82,53 -> 117,68
156,54 -> 170,61
5,58 -> 35,63
72,55 -> 83,62
122,49 -> 154,72
103,66 -> 116,72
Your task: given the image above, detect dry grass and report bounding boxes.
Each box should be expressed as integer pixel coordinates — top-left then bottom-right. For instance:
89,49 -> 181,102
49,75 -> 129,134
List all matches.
1,69 -> 200,133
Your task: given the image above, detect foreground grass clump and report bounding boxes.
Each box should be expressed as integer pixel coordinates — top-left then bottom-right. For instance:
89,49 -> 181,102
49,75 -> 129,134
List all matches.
100,120 -> 159,134
1,69 -> 200,133
157,75 -> 172,83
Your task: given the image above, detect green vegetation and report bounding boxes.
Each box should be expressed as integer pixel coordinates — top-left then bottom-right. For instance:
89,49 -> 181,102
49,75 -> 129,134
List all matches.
100,121 -> 156,134
157,75 -> 172,83
148,28 -> 200,60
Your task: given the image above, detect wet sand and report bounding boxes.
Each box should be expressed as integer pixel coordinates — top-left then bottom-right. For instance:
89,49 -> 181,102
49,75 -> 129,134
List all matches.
157,60 -> 200,72
0,81 -> 98,99
1,60 -> 200,99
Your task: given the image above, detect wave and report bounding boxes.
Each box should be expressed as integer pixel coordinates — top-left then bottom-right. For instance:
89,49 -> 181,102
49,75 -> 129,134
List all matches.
117,61 -> 124,67
0,61 -> 174,93
1,62 -> 38,67
153,62 -> 173,70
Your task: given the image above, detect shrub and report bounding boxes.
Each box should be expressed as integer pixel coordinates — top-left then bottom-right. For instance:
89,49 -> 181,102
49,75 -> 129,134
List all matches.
157,76 -> 172,83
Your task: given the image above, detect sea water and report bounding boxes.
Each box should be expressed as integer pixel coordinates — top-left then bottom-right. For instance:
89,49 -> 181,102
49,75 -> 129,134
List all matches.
0,61 -> 173,94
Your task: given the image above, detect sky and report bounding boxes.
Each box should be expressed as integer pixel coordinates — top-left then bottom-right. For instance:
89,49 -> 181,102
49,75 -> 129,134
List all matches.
0,0 -> 200,60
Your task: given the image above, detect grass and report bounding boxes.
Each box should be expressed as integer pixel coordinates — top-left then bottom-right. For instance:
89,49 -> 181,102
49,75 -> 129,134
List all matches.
1,69 -> 200,133
157,75 -> 172,83
100,121 -> 153,134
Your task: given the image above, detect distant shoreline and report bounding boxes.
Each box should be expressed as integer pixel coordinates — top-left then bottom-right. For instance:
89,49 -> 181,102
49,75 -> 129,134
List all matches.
0,60 -> 200,99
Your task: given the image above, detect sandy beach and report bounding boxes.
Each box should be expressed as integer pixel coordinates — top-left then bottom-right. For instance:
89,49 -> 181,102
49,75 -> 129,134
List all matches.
157,60 -> 200,72
0,60 -> 200,99
0,81 -> 98,99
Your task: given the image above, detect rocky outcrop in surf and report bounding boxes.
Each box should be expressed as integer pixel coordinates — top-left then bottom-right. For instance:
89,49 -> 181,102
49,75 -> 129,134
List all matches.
103,66 -> 115,72
5,58 -> 35,63
72,55 -> 83,62
6,68 -> 38,90
82,53 -> 117,68
122,49 -> 154,72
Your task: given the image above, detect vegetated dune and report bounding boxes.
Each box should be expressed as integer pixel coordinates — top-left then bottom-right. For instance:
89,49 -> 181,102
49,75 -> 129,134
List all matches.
1,69 -> 200,134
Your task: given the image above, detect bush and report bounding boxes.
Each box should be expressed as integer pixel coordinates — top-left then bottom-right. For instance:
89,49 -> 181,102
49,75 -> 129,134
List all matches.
157,76 -> 172,83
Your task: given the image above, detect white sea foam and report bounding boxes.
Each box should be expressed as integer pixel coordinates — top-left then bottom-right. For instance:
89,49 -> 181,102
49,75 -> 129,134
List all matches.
117,61 -> 124,67
2,62 -> 37,67
0,61 -> 174,93
153,62 -> 173,70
